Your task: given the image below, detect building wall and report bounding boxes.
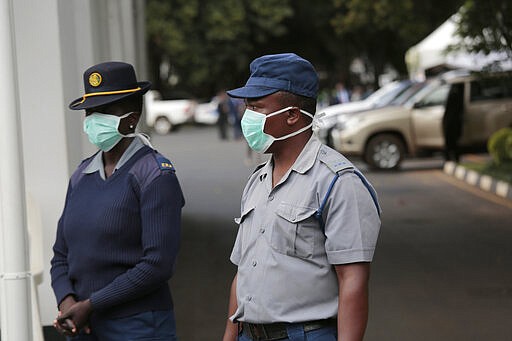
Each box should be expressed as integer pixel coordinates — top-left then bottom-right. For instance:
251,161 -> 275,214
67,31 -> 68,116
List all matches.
12,0 -> 71,328
8,0 -> 144,330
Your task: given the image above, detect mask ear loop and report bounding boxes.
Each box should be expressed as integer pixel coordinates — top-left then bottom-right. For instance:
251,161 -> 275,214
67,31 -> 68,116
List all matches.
127,132 -> 154,149
272,108 -> 315,141
269,106 -> 294,116
119,112 -> 155,149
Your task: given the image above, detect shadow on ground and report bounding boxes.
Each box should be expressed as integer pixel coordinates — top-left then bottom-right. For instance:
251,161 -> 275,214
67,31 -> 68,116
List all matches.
171,214 -> 238,341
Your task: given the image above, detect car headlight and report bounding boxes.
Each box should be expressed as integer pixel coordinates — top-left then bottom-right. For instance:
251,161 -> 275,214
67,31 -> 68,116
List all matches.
314,113 -> 336,131
335,116 -> 364,130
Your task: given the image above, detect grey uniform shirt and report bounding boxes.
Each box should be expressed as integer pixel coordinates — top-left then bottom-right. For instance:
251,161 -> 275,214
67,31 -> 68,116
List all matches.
230,135 -> 380,324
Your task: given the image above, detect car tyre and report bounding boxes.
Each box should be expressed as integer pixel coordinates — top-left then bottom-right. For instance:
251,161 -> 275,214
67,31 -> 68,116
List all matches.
153,116 -> 172,135
365,134 -> 405,170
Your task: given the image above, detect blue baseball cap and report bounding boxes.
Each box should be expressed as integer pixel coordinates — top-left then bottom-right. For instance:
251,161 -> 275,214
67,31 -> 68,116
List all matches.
227,53 -> 319,99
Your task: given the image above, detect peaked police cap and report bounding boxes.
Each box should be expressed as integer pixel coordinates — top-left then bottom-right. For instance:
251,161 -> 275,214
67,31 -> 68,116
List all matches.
69,61 -> 151,110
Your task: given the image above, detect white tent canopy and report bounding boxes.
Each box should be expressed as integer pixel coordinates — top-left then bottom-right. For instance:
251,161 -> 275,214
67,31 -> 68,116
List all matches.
406,14 -> 511,80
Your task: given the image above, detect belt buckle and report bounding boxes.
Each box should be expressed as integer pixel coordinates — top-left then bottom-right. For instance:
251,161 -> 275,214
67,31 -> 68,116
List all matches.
249,323 -> 269,340
248,323 -> 259,340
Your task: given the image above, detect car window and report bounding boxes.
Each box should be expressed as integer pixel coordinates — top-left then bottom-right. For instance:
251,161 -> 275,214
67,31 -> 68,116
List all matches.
470,77 -> 512,102
371,81 -> 412,107
415,84 -> 450,107
404,82 -> 436,106
366,81 -> 401,101
389,82 -> 427,106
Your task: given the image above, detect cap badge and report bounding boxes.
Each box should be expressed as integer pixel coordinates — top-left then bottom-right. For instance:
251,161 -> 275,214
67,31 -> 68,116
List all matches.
89,72 -> 102,87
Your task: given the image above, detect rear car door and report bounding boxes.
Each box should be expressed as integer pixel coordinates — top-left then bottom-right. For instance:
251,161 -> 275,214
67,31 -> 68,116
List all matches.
462,76 -> 512,146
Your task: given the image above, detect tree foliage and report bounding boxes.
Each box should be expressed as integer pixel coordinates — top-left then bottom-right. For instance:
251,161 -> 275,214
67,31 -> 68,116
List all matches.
146,0 -> 293,98
330,0 -> 464,84
146,0 -> 463,98
453,0 -> 512,58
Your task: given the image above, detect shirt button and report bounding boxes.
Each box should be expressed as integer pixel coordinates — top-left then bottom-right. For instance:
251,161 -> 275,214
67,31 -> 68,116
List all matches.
268,194 -> 274,201
247,296 -> 252,302
252,260 -> 257,267
259,228 -> 265,234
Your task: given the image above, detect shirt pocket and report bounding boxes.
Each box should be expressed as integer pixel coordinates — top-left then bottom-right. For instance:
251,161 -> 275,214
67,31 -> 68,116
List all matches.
272,202 -> 319,259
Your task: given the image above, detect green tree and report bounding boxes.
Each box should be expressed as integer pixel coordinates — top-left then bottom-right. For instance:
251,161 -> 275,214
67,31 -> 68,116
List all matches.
146,0 -> 292,98
330,0 -> 464,87
453,0 -> 512,58
262,0 -> 357,91
146,0 -> 464,98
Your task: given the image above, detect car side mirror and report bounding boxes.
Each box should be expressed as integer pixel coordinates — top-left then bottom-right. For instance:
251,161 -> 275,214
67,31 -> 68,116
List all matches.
413,101 -> 424,109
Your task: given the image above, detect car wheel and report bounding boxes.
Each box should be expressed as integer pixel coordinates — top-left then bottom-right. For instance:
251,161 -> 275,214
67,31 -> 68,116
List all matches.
365,134 -> 405,170
153,116 -> 172,135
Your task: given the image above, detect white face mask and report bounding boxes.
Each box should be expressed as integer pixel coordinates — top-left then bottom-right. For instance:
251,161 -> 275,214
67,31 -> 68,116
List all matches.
240,106 -> 314,153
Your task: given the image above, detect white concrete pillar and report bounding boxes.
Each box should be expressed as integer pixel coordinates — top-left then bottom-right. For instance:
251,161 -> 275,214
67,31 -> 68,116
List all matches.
0,0 -> 34,339
13,0 -> 71,329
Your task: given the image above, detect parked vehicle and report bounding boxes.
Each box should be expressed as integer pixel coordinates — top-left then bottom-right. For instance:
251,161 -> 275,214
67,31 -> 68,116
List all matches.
329,71 -> 512,169
144,90 -> 196,134
194,97 -> 219,125
315,80 -> 414,145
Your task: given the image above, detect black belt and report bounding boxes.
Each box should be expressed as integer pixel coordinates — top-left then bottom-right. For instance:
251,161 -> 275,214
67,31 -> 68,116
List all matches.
241,319 -> 336,340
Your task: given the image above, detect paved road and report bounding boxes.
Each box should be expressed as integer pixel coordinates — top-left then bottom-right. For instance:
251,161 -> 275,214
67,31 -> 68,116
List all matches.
152,126 -> 512,341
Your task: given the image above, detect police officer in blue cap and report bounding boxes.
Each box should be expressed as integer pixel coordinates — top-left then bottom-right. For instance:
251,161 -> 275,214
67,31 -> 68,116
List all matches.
50,61 -> 184,340
222,53 -> 381,341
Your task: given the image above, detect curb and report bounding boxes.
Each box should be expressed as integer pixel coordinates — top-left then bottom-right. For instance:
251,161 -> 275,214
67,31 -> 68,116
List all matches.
443,161 -> 512,201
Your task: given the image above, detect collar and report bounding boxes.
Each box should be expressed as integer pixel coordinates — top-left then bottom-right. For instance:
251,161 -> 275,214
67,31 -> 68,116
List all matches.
83,137 -> 145,179
290,134 -> 322,174
258,134 -> 322,183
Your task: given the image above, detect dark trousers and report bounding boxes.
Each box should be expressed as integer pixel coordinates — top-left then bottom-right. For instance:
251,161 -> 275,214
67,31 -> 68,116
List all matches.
68,310 -> 177,341
444,138 -> 460,162
218,120 -> 228,140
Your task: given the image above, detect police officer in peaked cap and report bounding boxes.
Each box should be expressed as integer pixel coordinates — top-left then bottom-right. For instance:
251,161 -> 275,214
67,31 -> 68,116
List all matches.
51,61 -> 184,340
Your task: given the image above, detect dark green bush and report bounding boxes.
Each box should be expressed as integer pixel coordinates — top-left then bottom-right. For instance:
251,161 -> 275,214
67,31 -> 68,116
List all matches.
488,128 -> 512,165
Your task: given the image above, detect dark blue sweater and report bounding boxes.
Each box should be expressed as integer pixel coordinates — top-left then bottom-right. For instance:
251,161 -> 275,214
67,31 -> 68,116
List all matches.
51,146 -> 184,319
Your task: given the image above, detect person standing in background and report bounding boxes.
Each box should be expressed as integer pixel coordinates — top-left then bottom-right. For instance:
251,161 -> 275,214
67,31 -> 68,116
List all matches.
331,81 -> 351,104
231,97 -> 244,140
217,90 -> 232,140
443,83 -> 464,162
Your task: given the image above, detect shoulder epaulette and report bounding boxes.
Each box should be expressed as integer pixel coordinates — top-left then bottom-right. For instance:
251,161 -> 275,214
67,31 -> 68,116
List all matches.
149,149 -> 175,172
318,145 -> 354,174
154,154 -> 175,172
315,146 -> 382,226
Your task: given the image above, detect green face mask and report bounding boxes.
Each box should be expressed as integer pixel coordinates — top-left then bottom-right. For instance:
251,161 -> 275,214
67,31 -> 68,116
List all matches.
83,112 -> 133,151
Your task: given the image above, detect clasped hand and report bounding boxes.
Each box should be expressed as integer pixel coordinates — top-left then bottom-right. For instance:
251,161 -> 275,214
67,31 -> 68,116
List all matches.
53,296 -> 93,337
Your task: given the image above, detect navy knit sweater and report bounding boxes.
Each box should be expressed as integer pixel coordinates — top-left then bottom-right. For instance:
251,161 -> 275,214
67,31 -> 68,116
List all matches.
50,146 -> 184,319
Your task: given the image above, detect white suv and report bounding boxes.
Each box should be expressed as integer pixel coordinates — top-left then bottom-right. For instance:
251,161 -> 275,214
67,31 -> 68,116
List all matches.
144,90 -> 197,134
